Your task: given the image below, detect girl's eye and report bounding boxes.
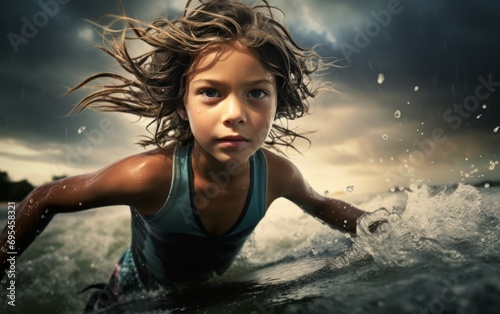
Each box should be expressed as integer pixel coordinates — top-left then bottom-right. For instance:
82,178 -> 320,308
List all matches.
200,89 -> 220,98
248,89 -> 267,99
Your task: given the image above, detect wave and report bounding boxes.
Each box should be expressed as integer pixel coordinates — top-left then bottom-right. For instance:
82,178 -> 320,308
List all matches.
354,183 -> 500,266
1,183 -> 499,313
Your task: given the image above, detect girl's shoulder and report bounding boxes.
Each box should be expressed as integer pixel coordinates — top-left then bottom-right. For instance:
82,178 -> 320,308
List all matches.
261,148 -> 304,199
261,148 -> 299,175
120,143 -> 176,175
114,143 -> 176,181
104,143 -> 176,214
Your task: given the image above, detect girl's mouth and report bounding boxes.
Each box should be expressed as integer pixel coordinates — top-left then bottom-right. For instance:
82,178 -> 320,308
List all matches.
217,135 -> 250,148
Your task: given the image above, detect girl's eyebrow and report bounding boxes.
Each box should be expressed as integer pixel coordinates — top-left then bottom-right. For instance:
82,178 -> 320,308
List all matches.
191,78 -> 275,86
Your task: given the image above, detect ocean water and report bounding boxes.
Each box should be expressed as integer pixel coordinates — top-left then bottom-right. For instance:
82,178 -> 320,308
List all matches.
0,183 -> 499,314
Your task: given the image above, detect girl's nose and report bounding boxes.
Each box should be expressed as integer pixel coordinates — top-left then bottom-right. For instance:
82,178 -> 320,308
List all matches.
222,96 -> 247,125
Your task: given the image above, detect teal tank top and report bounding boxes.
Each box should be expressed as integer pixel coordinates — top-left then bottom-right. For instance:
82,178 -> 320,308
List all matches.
130,142 -> 268,286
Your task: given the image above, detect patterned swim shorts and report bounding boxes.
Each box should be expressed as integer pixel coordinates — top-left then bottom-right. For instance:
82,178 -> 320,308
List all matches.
82,248 -> 148,312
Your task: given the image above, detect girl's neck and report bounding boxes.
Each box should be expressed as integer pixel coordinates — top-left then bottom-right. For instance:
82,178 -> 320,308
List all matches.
190,141 -> 250,184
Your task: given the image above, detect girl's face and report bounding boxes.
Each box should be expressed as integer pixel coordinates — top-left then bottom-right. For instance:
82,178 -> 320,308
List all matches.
183,42 -> 277,165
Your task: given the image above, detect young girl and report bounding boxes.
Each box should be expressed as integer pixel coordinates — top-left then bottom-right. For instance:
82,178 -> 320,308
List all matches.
0,0 -> 383,311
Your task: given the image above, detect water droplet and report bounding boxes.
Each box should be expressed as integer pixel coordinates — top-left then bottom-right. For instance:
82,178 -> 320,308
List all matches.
494,126 -> 500,133
78,202 -> 82,206
414,86 -> 419,91
390,187 -> 396,192
77,126 -> 86,134
489,161 -> 496,170
324,190 -> 329,196
377,73 -> 385,84
62,185 -> 66,189
41,215 -> 45,219
29,198 -> 33,204
394,110 -> 401,118
476,114 -> 482,119
382,134 -> 389,140
482,104 -> 487,109
484,183 -> 490,188
407,101 -> 410,104
346,185 -> 354,193
343,220 -> 348,223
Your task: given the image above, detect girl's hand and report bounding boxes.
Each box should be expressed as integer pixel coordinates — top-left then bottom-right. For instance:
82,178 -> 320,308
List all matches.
368,219 -> 389,233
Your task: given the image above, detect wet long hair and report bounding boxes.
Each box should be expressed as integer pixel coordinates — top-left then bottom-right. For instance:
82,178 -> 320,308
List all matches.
69,0 -> 330,153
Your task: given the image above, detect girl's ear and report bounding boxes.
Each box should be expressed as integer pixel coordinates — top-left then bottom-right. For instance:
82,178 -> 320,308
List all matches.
177,105 -> 188,120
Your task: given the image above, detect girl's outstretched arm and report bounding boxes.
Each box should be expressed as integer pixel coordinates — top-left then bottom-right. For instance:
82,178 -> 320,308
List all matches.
266,151 -> 367,234
0,148 -> 172,279
285,173 -> 366,234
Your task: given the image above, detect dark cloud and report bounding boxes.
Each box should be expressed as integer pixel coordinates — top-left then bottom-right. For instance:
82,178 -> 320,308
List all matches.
0,1 -> 167,158
0,0 -> 498,190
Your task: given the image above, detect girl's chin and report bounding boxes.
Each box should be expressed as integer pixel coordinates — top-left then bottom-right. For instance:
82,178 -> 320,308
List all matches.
193,140 -> 258,164
214,151 -> 252,165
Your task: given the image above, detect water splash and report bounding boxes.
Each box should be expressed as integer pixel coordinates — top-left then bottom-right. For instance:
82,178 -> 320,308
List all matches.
353,184 -> 500,267
377,73 -> 385,85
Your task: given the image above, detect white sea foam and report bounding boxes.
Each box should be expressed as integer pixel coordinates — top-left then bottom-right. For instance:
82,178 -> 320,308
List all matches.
2,184 -> 499,314
353,183 -> 500,267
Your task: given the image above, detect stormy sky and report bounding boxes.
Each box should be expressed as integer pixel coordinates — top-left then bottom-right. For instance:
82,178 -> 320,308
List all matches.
0,0 -> 499,195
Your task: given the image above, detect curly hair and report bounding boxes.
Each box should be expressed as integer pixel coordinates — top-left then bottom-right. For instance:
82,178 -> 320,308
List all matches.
69,0 -> 330,153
